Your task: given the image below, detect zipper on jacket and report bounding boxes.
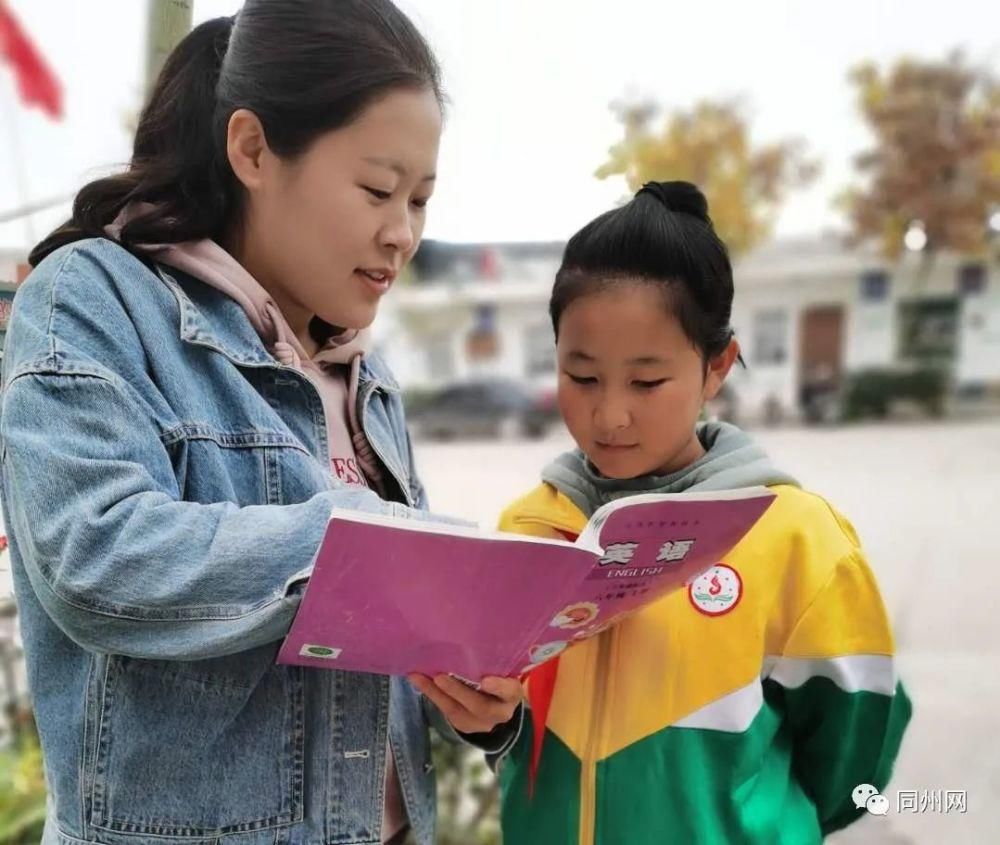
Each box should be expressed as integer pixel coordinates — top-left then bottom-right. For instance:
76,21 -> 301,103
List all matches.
580,627 -> 614,845
359,380 -> 413,507
275,362 -> 412,508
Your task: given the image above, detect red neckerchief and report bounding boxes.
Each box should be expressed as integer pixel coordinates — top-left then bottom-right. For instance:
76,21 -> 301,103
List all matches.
526,528 -> 577,797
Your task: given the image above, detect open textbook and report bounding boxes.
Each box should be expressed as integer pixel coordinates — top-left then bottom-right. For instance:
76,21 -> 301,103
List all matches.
278,487 -> 776,680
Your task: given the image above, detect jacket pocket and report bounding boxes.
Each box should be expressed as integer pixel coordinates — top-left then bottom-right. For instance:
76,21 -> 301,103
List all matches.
87,647 -> 304,838
164,424 -> 326,507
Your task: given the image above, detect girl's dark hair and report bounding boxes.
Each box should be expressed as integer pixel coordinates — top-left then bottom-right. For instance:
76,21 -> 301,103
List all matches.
550,181 -> 738,364
29,0 -> 443,267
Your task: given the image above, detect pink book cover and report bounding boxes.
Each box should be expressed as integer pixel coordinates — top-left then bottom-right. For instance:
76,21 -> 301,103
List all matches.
277,487 -> 775,680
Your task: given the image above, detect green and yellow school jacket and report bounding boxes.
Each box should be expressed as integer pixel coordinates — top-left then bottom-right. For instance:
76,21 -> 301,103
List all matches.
497,482 -> 911,845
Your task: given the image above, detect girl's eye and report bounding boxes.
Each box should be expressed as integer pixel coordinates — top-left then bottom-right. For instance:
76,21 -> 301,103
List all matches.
568,375 -> 597,385
411,197 -> 430,209
634,379 -> 668,390
363,187 -> 392,200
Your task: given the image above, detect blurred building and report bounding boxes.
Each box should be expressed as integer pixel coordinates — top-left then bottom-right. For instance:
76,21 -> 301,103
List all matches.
380,235 -> 1000,422
728,237 -> 1000,421
5,237 -> 998,421
0,249 -> 30,357
377,241 -> 564,392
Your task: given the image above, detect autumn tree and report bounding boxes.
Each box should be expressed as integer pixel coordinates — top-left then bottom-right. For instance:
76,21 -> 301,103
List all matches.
595,98 -> 819,255
842,51 -> 1000,260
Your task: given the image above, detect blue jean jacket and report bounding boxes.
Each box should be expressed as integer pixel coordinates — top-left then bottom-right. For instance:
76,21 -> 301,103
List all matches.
0,239 -> 520,845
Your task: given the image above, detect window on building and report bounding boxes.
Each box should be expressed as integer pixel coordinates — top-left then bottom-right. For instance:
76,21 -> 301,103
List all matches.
524,322 -> 556,376
752,309 -> 789,365
958,262 -> 986,297
898,298 -> 959,363
860,269 -> 890,302
466,304 -> 500,362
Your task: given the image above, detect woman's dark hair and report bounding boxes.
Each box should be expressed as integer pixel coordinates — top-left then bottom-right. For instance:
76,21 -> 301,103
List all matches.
29,0 -> 443,267
550,181 -> 739,365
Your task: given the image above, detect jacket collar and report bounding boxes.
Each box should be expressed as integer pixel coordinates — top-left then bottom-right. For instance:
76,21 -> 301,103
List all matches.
156,265 -> 400,391
507,482 -> 588,536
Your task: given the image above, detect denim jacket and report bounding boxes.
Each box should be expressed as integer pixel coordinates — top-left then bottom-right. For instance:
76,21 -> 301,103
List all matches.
0,239 -> 520,845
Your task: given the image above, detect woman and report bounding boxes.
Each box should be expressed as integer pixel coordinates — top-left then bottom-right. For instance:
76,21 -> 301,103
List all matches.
1,3 -> 521,844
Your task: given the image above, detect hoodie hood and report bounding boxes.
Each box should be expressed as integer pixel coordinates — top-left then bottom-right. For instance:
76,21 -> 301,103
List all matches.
541,421 -> 799,518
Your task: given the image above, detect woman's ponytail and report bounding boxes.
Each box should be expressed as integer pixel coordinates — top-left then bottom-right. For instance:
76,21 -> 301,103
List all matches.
30,0 -> 442,269
29,17 -> 236,266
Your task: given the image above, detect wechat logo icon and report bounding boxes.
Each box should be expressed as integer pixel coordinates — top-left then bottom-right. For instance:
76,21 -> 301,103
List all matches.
853,784 -> 889,816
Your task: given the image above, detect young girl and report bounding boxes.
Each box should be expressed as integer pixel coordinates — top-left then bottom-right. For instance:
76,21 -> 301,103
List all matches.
497,181 -> 911,844
1,4 -> 520,845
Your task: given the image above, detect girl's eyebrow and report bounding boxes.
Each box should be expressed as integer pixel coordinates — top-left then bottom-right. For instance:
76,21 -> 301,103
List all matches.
567,351 -> 669,366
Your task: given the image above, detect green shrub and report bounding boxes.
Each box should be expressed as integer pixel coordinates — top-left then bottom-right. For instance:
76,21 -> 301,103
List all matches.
841,367 -> 947,421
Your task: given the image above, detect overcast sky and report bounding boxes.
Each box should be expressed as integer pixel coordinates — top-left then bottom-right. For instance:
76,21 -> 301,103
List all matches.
1,0 -> 997,250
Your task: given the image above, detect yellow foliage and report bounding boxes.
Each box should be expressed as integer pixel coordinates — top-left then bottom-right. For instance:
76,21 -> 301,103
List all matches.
595,99 -> 818,255
844,51 -> 999,258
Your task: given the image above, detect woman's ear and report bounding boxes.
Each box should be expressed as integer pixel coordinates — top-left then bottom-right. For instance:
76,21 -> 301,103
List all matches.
226,108 -> 270,192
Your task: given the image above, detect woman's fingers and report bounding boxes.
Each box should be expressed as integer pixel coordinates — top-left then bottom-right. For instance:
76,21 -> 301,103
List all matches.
408,673 -> 522,734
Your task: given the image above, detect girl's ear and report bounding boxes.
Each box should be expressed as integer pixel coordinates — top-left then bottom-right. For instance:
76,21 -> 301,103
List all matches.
704,338 -> 741,401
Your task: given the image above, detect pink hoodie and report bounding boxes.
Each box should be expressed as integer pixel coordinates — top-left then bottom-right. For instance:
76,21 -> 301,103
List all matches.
134,237 -> 386,494
105,216 -> 406,842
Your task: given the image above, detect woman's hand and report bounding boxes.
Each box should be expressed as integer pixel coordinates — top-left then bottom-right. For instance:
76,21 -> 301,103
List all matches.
409,673 -> 522,735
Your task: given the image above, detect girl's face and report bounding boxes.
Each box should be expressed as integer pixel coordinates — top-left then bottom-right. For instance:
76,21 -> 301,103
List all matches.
228,87 -> 442,333
556,282 -> 738,480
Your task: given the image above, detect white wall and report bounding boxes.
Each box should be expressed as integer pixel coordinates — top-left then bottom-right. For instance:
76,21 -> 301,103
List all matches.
956,270 -> 1000,386
384,283 -> 556,390
731,280 -> 803,421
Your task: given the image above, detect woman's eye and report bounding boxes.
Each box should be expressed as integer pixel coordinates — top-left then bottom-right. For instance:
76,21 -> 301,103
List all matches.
568,375 -> 598,385
363,187 -> 392,200
634,379 -> 668,390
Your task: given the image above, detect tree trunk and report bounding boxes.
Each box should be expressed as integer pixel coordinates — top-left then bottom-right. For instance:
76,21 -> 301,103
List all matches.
145,0 -> 193,101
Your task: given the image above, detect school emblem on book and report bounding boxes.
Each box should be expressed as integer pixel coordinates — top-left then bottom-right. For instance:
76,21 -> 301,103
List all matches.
550,601 -> 600,630
688,564 -> 742,616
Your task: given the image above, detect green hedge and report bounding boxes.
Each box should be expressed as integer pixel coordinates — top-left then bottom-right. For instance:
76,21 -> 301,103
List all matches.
841,367 -> 947,421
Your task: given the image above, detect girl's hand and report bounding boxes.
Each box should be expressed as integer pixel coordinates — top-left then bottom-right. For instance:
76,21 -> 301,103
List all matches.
408,673 -> 522,735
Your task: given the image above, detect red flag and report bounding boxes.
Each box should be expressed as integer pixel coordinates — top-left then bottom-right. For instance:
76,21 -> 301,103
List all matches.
478,246 -> 500,280
0,2 -> 62,119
